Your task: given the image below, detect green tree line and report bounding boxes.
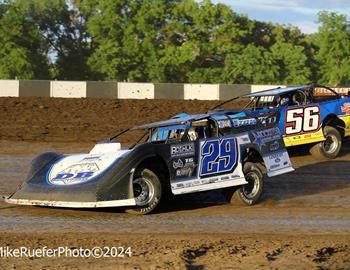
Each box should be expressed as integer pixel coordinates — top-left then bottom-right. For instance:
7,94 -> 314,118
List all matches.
0,0 -> 349,86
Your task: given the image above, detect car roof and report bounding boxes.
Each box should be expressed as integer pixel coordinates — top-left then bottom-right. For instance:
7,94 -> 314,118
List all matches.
244,85 -> 311,97
132,109 -> 244,130
132,113 -> 210,130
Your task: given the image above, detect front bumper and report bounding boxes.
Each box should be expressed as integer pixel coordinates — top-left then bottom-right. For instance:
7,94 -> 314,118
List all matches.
4,197 -> 136,208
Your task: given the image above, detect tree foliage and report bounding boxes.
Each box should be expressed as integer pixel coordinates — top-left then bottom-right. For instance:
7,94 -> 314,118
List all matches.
316,11 -> 350,86
0,0 -> 49,79
0,1 -> 348,86
224,44 -> 278,84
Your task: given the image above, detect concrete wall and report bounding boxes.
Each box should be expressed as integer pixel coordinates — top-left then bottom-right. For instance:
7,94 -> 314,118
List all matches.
86,81 -> 118,98
118,82 -> 154,99
154,83 -> 184,99
50,81 -> 87,98
19,80 -> 50,97
251,84 -> 286,93
219,84 -> 251,100
2,80 -> 349,100
0,80 -> 19,97
184,84 -> 220,100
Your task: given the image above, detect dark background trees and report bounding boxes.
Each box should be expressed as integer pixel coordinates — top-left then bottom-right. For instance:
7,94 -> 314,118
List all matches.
0,0 -> 349,86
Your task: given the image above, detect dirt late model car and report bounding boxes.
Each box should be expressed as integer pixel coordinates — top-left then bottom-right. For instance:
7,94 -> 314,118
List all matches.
241,85 -> 350,159
5,110 -> 294,214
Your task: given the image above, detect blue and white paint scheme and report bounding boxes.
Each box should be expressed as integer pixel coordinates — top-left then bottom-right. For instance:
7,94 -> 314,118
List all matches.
47,142 -> 131,186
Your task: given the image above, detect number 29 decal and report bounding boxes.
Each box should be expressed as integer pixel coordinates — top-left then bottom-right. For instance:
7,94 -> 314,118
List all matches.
200,138 -> 238,177
285,106 -> 320,135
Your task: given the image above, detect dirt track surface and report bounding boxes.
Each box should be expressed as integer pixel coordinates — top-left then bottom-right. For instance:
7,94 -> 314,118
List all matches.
0,97 -> 234,143
0,97 -> 349,269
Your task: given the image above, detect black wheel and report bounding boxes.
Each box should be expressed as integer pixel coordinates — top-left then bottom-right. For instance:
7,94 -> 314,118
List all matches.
310,126 -> 342,159
125,168 -> 162,215
223,162 -> 264,206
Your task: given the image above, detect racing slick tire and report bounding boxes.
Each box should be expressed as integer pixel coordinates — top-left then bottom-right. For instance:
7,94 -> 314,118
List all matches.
125,168 -> 162,215
223,162 -> 264,206
310,126 -> 342,159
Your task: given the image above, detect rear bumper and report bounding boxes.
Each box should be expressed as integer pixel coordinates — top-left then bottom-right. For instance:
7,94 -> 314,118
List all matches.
4,197 -> 136,208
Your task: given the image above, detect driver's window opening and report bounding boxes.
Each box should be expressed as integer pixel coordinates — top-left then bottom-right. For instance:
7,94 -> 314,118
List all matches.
189,119 -> 208,141
150,125 -> 186,142
291,90 -> 308,105
276,95 -> 291,107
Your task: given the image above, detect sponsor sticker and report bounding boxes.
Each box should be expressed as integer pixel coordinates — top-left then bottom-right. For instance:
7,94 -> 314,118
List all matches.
253,128 -> 280,146
173,159 -> 184,169
173,174 -> 239,189
49,163 -> 99,185
231,118 -> 257,127
266,152 -> 287,172
268,152 -> 283,163
269,141 -> 280,151
218,120 -> 232,128
341,103 -> 350,114
174,158 -> 196,177
258,115 -> 278,125
176,167 -> 193,177
171,143 -> 195,157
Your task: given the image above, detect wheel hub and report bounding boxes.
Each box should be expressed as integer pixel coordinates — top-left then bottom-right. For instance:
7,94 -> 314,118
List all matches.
323,134 -> 338,153
242,172 -> 260,199
133,178 -> 155,206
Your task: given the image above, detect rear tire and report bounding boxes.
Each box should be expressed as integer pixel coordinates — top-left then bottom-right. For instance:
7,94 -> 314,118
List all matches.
125,168 -> 162,215
310,126 -> 342,159
223,162 -> 264,206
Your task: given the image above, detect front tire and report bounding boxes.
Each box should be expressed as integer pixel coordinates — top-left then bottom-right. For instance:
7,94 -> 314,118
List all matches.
310,126 -> 342,159
125,168 -> 162,215
223,162 -> 264,206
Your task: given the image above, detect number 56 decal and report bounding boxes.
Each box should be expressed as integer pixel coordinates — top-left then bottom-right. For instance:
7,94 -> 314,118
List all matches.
200,138 -> 238,177
285,106 -> 320,135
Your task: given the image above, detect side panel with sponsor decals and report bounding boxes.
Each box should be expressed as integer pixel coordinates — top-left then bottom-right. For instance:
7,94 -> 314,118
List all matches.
280,104 -> 325,146
169,142 -> 199,180
278,98 -> 350,146
169,136 -> 247,195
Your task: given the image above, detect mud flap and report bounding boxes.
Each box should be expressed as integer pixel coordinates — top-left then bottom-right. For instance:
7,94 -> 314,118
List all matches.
263,150 -> 294,177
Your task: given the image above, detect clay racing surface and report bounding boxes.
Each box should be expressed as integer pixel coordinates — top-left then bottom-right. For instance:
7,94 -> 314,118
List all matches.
0,97 -> 349,269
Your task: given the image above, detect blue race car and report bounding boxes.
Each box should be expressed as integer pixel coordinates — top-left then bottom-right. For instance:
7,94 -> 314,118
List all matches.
239,85 -> 350,159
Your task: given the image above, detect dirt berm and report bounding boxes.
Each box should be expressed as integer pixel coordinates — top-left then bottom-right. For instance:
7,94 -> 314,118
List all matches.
0,97 -> 243,143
